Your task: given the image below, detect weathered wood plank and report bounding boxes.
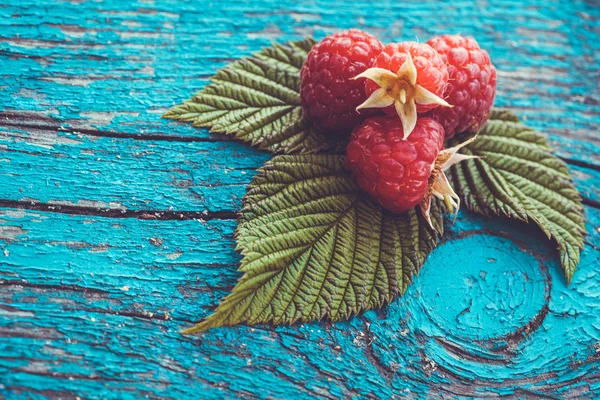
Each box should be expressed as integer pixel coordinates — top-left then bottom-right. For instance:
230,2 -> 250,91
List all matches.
1,113 -> 599,214
0,115 -> 269,212
1,207 -> 599,398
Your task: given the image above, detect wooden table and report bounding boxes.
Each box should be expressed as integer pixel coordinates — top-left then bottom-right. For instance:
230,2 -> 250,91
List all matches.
1,0 -> 599,398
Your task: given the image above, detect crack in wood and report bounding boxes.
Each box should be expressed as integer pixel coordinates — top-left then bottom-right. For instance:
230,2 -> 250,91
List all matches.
0,199 -> 237,220
582,197 -> 600,210
0,280 -> 110,295
560,156 -> 600,173
0,111 -> 230,143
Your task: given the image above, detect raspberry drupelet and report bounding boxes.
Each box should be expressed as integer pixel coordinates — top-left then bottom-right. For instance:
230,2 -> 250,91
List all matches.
426,34 -> 497,138
300,29 -> 384,136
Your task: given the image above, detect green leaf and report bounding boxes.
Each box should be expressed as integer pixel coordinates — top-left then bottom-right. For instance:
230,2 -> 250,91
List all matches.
163,38 -> 336,154
184,155 -> 442,333
448,109 -> 586,283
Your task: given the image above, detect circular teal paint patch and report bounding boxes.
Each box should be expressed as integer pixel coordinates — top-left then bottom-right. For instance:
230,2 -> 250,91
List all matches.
413,233 -> 550,342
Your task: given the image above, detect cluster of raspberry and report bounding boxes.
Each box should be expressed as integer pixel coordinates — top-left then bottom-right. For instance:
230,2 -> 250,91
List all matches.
300,30 -> 497,226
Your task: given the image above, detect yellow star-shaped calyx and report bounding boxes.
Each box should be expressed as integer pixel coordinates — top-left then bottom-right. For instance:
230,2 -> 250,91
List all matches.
353,53 -> 451,139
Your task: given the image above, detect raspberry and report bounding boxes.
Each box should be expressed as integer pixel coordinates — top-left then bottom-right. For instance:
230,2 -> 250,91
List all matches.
425,34 -> 497,138
346,115 -> 478,226
354,42 -> 450,138
300,29 -> 384,136
345,116 -> 445,213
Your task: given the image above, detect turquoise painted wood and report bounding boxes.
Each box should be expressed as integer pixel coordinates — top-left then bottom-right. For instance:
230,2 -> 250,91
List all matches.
1,0 -> 599,398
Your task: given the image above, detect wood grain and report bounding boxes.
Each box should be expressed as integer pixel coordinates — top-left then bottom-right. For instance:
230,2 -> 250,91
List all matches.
1,0 -> 599,398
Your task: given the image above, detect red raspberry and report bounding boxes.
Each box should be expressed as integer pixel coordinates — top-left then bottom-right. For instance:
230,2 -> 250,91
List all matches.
355,42 -> 450,139
426,34 -> 497,138
300,29 -> 384,136
345,115 -> 445,213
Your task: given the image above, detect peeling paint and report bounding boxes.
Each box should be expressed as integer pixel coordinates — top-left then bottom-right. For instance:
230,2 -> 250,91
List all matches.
0,225 -> 27,241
